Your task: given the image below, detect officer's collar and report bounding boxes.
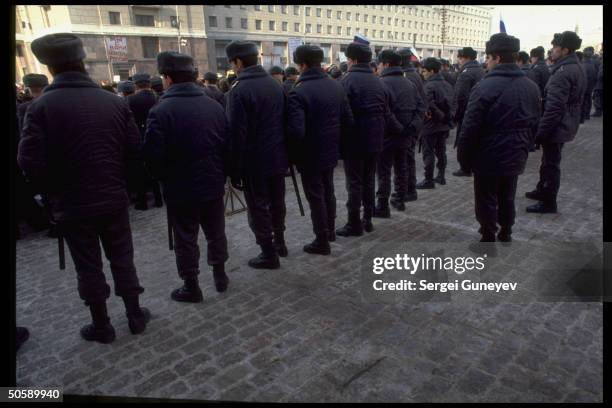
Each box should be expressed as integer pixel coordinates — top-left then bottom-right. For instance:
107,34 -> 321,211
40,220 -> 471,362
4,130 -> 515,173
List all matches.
237,64 -> 268,80
461,59 -> 481,71
44,71 -> 99,92
380,66 -> 404,77
550,53 -> 579,74
160,81 -> 205,99
348,63 -> 374,73
296,67 -> 327,83
402,65 -> 417,73
485,63 -> 525,78
426,72 -> 444,82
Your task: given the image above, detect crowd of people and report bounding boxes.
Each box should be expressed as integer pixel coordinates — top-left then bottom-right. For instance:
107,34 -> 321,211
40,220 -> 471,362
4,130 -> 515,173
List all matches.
13,29 -> 602,347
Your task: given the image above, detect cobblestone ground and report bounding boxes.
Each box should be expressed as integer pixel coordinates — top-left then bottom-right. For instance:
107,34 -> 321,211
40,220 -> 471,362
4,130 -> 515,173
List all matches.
16,117 -> 603,402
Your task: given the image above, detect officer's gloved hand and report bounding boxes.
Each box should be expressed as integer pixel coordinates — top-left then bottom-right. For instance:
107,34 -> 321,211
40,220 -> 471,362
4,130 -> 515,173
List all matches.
231,176 -> 243,191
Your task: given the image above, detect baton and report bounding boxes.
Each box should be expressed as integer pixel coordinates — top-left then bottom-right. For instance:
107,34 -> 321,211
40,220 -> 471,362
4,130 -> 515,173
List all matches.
167,206 -> 174,251
35,194 -> 65,270
288,165 -> 305,216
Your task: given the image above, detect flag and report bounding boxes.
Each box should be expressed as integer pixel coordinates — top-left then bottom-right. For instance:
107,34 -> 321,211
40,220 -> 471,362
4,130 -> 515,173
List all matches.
500,16 -> 507,33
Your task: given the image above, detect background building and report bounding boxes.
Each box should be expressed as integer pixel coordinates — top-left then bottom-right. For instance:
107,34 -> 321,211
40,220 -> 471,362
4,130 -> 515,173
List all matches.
15,5 -> 493,83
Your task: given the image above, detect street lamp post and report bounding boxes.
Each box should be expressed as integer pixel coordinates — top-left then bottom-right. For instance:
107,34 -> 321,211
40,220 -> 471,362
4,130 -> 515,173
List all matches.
176,5 -> 181,53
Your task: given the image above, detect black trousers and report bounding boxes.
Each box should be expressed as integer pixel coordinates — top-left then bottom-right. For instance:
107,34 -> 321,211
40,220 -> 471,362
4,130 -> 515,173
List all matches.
582,89 -> 594,120
454,121 -> 471,172
474,174 -> 519,236
422,130 -> 448,180
137,178 -> 163,205
343,153 -> 378,220
405,136 -> 417,195
593,89 -> 603,113
300,168 -> 336,236
61,207 -> 144,306
536,142 -> 564,203
169,197 -> 228,280
243,174 -> 286,248
377,142 -> 407,202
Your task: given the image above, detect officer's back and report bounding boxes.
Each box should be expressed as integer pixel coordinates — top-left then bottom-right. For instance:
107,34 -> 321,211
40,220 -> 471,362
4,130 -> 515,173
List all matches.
423,72 -> 455,134
127,74 -> 158,138
341,58 -> 387,155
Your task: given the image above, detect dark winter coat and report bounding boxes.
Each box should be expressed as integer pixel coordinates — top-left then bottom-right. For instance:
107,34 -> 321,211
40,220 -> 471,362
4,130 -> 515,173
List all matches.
454,59 -> 486,125
422,73 -> 456,135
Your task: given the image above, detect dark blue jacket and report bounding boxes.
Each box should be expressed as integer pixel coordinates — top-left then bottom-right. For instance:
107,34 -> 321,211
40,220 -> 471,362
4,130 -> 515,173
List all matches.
520,64 -> 537,83
282,79 -> 296,95
203,85 -> 226,109
422,73 -> 456,135
530,59 -> 551,98
18,71 -> 141,221
379,66 -> 426,148
402,66 -> 427,104
286,68 -> 354,173
457,64 -> 541,176
454,60 -> 486,124
536,53 -> 587,144
226,65 -> 289,180
17,100 -> 32,132
594,61 -> 603,91
144,82 -> 229,206
127,89 -> 158,139
341,63 -> 402,156
581,56 -> 598,92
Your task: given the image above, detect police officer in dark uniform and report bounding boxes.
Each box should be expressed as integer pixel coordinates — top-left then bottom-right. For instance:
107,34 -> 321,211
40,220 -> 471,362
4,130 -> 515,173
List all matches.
440,59 -> 457,86
375,49 -> 425,216
118,80 -> 135,98
581,46 -> 598,121
337,41 -> 403,236
143,51 -> 230,302
452,47 -> 486,177
151,76 -> 165,97
19,33 -> 150,344
529,46 -> 551,98
592,55 -> 603,117
286,45 -> 354,254
517,51 -> 536,82
225,41 -> 289,269
397,47 -> 426,202
17,74 -> 49,130
203,72 -> 226,108
329,65 -> 342,80
269,65 -> 284,84
526,31 -> 586,213
457,33 -> 541,243
283,66 -> 299,95
127,73 -> 163,210
417,58 -> 455,189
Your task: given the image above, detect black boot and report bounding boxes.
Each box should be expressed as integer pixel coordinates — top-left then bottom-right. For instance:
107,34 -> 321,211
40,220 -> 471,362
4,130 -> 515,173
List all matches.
248,245 -> 280,269
171,277 -> 203,303
404,191 -> 418,202
416,179 -> 435,189
303,234 -> 331,255
362,218 -> 374,233
336,213 -> 363,237
81,303 -> 116,344
526,201 -> 557,214
452,169 -> 472,177
525,189 -> 545,201
390,197 -> 405,211
373,200 -> 391,218
122,296 -> 151,334
16,327 -> 29,352
497,227 -> 512,245
213,264 -> 229,293
434,171 -> 446,185
274,231 -> 288,258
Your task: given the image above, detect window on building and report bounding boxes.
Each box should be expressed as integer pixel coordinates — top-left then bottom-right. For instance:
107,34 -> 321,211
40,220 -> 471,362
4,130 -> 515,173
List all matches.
305,7 -> 311,16
255,19 -> 261,30
408,21 -> 412,28
356,13 -> 360,21
364,14 -> 368,22
16,44 -> 24,57
135,14 -> 155,27
254,5 -> 261,11
316,8 -> 321,17
388,31 -> 393,39
387,5 -> 392,11
337,11 -> 342,20
426,23 -> 430,30
372,29 -> 376,37
327,9 -> 332,18
208,16 -> 217,28
337,26 -> 342,35
379,16 -> 384,24
364,28 -> 368,36
395,18 -> 398,26
346,27 -> 351,36
241,18 -> 248,29
268,5 -> 274,12
281,5 -> 287,14
240,5 -> 246,9
282,21 -> 288,31
294,6 -> 299,15
317,24 -> 321,33
294,22 -> 300,32
141,37 -> 159,58
371,15 -> 376,23
170,15 -> 179,28
401,32 -> 405,40
226,17 -> 233,28
387,17 -> 391,25
327,25 -> 332,34
109,11 -> 121,25
356,27 -> 360,33
305,23 -> 311,33
269,20 -> 275,31
347,12 -> 351,21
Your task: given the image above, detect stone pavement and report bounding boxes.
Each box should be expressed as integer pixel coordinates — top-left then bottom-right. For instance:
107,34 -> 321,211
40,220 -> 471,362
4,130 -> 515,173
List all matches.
15,117 -> 603,402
